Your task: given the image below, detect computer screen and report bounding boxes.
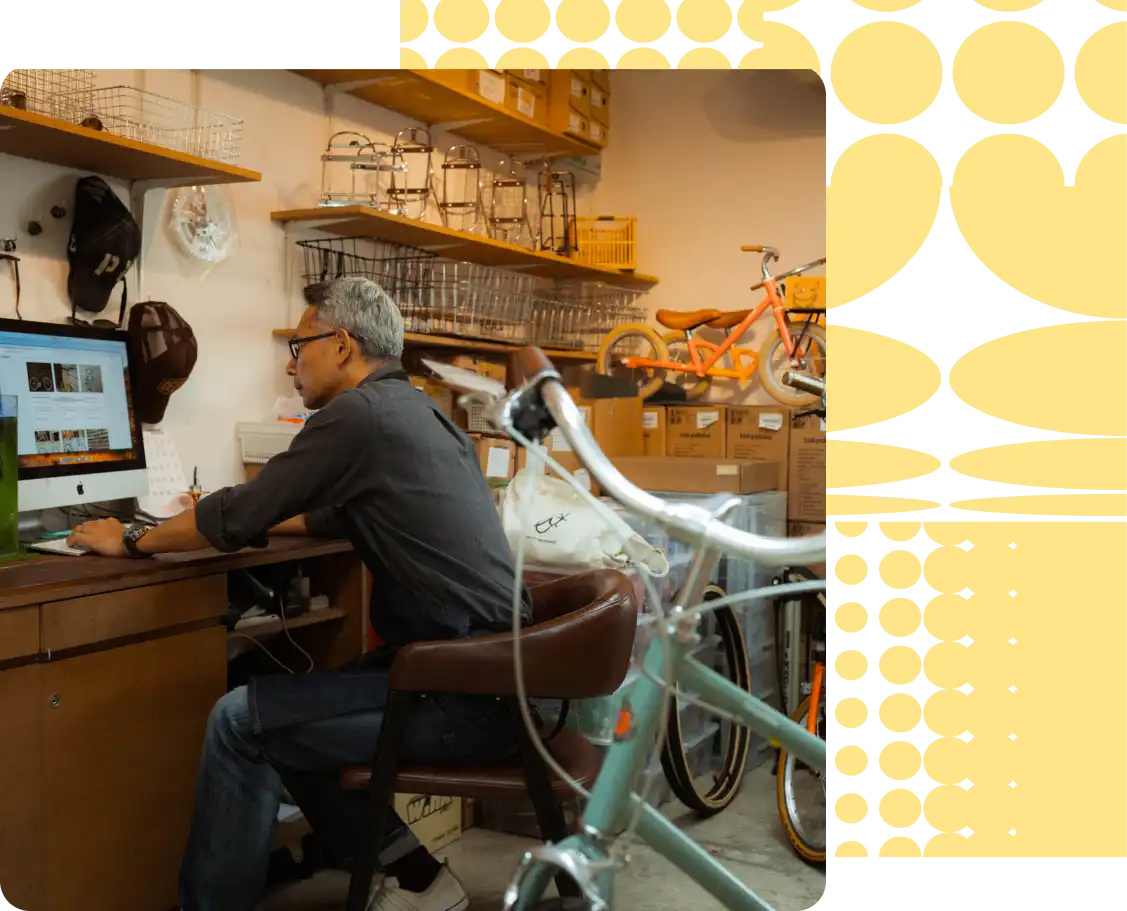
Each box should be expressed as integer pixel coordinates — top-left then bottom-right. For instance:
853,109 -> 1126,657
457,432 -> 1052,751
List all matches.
0,318 -> 147,510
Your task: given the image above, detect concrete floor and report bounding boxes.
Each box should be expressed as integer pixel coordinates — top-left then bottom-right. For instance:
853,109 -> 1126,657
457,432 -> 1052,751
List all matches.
260,764 -> 825,911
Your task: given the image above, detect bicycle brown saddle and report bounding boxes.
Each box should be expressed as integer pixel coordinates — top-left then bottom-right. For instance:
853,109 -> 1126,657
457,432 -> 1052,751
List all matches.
706,309 -> 751,330
655,308 -> 722,330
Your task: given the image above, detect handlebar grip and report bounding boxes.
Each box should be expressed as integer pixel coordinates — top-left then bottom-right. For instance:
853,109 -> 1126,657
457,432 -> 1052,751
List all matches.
740,245 -> 765,252
510,346 -> 555,386
783,370 -> 825,396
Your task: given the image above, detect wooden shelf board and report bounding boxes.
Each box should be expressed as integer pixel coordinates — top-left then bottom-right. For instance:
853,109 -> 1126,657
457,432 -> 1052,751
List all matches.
0,106 -> 261,187
230,607 -> 348,641
272,328 -> 597,362
292,69 -> 600,159
271,206 -> 658,288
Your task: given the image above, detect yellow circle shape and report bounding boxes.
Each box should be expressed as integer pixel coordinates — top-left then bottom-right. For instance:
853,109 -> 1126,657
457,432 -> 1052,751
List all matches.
435,48 -> 489,68
677,0 -> 732,44
495,0 -> 551,43
954,22 -> 1064,124
831,22 -> 942,124
879,742 -> 922,780
433,0 -> 490,42
836,746 -> 869,776
679,48 -> 732,68
924,689 -> 968,736
880,522 -> 920,542
973,0 -> 1043,8
924,641 -> 968,689
836,522 -> 868,537
923,546 -> 969,593
879,551 -> 922,589
557,49 -> 611,69
836,697 -> 868,728
401,48 -> 428,68
880,789 -> 921,828
497,48 -> 551,70
836,841 -> 868,857
836,554 -> 868,584
924,593 -> 970,641
879,693 -> 921,732
923,737 -> 970,785
556,0 -> 611,43
880,646 -> 921,684
617,48 -> 672,69
836,602 -> 868,633
836,650 -> 868,681
401,0 -> 428,42
852,0 -> 922,8
616,0 -> 671,43
836,793 -> 868,823
880,598 -> 921,637
1076,23 -> 1126,124
923,784 -> 971,833
925,833 -> 971,857
880,837 -> 921,857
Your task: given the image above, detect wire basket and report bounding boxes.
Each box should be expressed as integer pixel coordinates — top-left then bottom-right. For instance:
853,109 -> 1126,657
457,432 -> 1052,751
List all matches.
573,216 -> 637,271
63,86 -> 244,163
1,69 -> 95,123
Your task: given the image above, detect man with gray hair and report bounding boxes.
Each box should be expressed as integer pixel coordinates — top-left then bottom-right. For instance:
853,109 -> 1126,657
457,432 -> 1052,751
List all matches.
69,277 -> 532,911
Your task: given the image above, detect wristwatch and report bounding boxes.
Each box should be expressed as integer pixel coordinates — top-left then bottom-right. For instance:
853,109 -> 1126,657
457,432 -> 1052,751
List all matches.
121,523 -> 151,558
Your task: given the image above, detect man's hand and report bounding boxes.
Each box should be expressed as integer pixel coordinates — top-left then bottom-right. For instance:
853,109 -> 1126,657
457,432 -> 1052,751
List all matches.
67,518 -> 130,558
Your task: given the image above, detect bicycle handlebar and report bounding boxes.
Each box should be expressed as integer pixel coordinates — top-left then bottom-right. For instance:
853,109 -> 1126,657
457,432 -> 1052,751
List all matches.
782,371 -> 825,397
500,347 -> 826,568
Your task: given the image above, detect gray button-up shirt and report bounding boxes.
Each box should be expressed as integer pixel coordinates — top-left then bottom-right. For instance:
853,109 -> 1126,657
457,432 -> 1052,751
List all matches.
196,361 -> 531,646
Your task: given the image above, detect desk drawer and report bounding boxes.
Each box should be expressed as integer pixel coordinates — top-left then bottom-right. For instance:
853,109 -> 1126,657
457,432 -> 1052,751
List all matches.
42,576 -> 226,653
0,607 -> 40,662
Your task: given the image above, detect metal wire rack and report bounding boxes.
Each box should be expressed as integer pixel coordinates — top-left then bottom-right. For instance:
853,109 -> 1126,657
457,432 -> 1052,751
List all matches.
1,69 -> 95,123
295,237 -> 646,351
64,86 -> 244,163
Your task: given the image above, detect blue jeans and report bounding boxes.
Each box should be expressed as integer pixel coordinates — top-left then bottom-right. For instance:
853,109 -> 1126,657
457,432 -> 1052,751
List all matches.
178,683 -> 516,911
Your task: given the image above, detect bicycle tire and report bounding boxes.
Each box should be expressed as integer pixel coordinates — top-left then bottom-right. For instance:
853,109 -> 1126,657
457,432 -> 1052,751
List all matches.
757,322 -> 826,407
776,692 -> 827,865
594,323 -> 669,399
660,332 -> 712,400
660,587 -> 753,817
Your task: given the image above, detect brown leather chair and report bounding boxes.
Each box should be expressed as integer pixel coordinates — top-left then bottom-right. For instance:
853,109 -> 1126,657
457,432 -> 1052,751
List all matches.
340,569 -> 638,911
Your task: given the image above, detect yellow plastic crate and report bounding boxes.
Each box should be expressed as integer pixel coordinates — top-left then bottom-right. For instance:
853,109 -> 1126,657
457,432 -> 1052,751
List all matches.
573,216 -> 636,271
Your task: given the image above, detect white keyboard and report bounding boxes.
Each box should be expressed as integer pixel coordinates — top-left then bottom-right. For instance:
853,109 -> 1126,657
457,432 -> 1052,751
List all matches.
29,538 -> 91,557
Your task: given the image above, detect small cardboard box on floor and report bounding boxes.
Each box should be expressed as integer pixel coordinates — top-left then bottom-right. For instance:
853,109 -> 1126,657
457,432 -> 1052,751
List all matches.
788,414 -> 826,523
393,793 -> 462,853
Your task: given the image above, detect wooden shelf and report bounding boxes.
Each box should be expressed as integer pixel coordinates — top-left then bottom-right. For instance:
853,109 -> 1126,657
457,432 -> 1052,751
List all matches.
272,206 -> 658,288
272,328 -> 596,362
230,607 -> 348,641
292,69 -> 600,159
0,106 -> 262,187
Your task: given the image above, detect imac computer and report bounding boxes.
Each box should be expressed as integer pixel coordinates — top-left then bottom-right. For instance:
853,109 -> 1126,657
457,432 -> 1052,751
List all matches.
0,317 -> 148,512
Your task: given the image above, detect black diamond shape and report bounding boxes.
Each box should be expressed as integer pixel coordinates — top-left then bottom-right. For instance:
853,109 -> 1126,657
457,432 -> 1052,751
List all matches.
1032,0 -> 1104,63
901,100 -> 982,184
716,30 -> 752,57
658,31 -> 689,57
1032,79 -> 1113,178
599,31 -> 626,57
416,31 -> 446,56
838,211 -> 1063,367
536,30 -> 568,57
477,30 -> 504,66
847,392 -> 1054,460
784,0 -> 861,55
833,102 -> 865,154
915,0 -> 987,50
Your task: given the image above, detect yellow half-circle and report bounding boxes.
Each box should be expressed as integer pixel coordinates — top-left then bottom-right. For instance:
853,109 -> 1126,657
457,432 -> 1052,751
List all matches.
828,441 -> 940,488
950,439 -> 1127,490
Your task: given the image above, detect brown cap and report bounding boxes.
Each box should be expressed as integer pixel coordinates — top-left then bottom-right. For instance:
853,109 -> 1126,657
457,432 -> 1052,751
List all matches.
127,302 -> 198,425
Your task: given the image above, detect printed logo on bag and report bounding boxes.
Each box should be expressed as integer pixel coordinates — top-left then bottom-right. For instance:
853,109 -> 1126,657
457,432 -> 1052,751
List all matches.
535,512 -> 569,534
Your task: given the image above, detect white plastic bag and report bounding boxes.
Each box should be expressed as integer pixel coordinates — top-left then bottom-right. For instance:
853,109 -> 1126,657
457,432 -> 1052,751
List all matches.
503,467 -> 669,577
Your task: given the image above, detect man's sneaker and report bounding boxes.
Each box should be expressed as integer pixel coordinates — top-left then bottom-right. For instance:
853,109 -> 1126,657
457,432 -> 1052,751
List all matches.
367,862 -> 469,911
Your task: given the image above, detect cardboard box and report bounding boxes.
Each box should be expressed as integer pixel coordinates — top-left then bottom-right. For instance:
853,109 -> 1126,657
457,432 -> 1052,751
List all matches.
588,119 -> 608,148
591,70 -> 611,91
726,406 -> 790,489
505,68 -> 547,88
472,69 -> 507,106
515,398 -> 597,493
788,521 -> 826,578
610,457 -> 779,495
788,413 -> 826,523
583,396 -> 644,459
506,74 -> 548,125
450,356 -> 507,430
451,355 -> 506,384
409,375 -> 455,420
548,71 -> 591,136
666,406 -> 728,459
394,793 -> 462,853
471,434 -> 516,485
590,85 -> 610,126
642,406 -> 666,457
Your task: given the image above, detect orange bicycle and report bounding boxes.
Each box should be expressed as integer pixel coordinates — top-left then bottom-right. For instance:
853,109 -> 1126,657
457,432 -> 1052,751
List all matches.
595,246 -> 827,406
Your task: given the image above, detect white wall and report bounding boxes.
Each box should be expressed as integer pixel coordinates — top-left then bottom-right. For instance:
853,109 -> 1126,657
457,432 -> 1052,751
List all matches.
0,69 -> 824,490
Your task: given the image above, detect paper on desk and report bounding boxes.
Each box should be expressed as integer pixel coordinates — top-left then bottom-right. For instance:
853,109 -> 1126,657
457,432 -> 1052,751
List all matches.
138,430 -> 192,519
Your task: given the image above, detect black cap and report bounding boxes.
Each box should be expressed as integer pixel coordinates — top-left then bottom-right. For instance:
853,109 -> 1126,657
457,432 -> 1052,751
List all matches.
67,176 -> 141,325
127,302 -> 198,425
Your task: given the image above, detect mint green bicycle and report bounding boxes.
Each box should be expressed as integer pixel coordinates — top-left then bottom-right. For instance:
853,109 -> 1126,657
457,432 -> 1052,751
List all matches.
444,349 -> 827,911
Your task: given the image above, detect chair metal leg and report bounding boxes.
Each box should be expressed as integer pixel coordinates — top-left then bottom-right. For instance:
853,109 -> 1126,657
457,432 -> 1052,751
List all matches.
513,701 -> 581,900
345,690 -> 413,911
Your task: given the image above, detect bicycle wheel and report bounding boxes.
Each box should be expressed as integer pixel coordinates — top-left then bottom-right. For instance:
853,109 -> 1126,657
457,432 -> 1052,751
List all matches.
595,323 -> 669,399
776,690 -> 827,865
661,332 -> 712,400
757,321 -> 826,407
660,586 -> 753,817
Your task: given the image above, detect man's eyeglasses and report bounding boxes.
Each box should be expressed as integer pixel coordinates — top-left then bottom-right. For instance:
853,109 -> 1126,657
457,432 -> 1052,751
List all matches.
288,331 -> 367,360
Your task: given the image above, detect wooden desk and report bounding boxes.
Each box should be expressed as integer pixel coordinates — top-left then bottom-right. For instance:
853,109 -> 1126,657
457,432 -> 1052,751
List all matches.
0,538 -> 367,911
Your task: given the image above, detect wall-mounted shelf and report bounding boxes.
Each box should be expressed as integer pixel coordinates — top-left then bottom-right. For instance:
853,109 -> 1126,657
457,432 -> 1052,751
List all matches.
271,206 -> 658,289
272,328 -> 597,362
0,106 -> 262,187
292,69 -> 599,159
